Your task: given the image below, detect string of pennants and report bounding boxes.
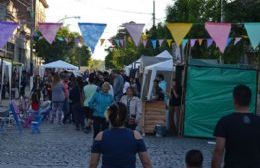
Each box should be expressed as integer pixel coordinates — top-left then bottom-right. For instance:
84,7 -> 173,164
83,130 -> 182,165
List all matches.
0,21 -> 259,54
102,36 -> 245,49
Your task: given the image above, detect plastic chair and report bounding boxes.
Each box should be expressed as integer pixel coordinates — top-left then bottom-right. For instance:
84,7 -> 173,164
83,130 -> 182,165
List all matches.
9,100 -> 23,134
0,109 -> 10,133
31,112 -> 42,134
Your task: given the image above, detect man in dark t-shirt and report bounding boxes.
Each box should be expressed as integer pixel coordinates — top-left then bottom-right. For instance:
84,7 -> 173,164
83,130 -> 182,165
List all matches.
212,85 -> 260,168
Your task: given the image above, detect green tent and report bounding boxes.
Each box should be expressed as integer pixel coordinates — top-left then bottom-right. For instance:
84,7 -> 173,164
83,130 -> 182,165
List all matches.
184,60 -> 258,138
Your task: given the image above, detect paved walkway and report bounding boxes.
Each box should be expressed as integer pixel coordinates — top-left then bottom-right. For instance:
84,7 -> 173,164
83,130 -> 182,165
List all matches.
0,123 -> 214,168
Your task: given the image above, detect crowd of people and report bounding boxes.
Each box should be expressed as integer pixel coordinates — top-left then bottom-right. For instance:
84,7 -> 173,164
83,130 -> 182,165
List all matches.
3,67 -> 259,168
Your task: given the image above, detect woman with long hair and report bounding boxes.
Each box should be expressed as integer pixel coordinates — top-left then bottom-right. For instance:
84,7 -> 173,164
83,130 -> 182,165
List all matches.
89,102 -> 152,168
50,73 -> 65,124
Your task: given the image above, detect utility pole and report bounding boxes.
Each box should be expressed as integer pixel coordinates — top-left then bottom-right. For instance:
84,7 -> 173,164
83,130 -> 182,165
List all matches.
152,0 -> 155,28
220,0 -> 224,22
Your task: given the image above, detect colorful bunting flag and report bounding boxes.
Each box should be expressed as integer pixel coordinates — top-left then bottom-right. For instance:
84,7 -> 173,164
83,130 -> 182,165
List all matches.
115,39 -> 120,47
119,39 -> 124,47
244,23 -> 260,49
207,39 -> 213,48
124,23 -> 145,46
234,37 -> 242,45
159,39 -> 164,47
198,39 -> 203,46
166,23 -> 193,46
182,39 -> 188,50
190,39 -> 197,47
226,37 -> 232,47
100,39 -> 105,46
205,22 -> 231,53
38,23 -> 62,44
167,39 -> 172,48
78,23 -> 107,52
151,39 -> 157,49
143,39 -> 148,47
0,21 -> 18,48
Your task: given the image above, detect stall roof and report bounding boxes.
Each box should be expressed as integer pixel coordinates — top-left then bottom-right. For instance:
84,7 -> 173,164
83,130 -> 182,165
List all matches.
42,60 -> 79,70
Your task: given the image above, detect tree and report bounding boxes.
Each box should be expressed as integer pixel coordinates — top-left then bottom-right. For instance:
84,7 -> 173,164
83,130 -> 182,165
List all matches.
34,26 -> 91,66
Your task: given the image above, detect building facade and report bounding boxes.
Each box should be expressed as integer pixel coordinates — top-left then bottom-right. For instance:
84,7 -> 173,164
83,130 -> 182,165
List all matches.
0,0 -> 48,70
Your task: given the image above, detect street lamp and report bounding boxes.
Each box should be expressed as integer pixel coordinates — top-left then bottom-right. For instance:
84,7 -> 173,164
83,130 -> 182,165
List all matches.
57,16 -> 81,23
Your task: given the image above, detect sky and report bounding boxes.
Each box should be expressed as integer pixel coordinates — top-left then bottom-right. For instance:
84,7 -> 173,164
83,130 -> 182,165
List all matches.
46,0 -> 173,60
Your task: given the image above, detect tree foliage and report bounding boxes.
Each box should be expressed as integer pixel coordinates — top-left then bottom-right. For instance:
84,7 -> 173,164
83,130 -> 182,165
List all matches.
34,26 -> 91,66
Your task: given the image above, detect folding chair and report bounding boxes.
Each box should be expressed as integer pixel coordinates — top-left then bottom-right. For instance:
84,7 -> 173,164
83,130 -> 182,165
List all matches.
9,100 -> 23,134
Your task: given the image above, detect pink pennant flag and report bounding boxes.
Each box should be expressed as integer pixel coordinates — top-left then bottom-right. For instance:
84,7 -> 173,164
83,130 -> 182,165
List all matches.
190,39 -> 197,47
207,39 -> 213,48
205,22 -> 231,53
39,23 -> 62,44
143,40 -> 148,47
159,39 -> 164,47
124,23 -> 145,46
234,37 -> 242,45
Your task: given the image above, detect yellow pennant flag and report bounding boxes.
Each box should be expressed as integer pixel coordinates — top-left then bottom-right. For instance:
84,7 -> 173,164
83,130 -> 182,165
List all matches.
167,39 -> 172,47
100,39 -> 105,46
166,23 -> 193,47
198,39 -> 203,45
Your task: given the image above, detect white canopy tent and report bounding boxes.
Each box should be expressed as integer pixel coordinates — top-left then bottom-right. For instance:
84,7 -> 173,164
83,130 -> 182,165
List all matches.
40,60 -> 79,77
155,50 -> 172,59
141,59 -> 175,100
0,60 -> 12,103
124,58 -> 141,76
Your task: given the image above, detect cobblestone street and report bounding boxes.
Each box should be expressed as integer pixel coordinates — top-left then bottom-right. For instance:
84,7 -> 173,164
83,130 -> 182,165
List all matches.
0,122 -> 214,168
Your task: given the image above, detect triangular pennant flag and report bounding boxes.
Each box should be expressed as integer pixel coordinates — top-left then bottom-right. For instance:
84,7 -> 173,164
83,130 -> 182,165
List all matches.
100,39 -> 105,46
226,37 -> 232,47
115,39 -> 120,47
38,23 -> 62,44
119,39 -> 124,47
159,39 -> 164,47
166,23 -> 193,46
244,23 -> 260,49
205,22 -> 231,53
78,23 -> 107,53
167,39 -> 172,47
207,39 -> 213,48
190,39 -> 197,47
124,23 -> 145,46
65,37 -> 69,43
182,39 -> 188,50
234,37 -> 242,45
151,39 -> 157,49
143,40 -> 147,47
198,39 -> 203,46
0,21 -> 18,48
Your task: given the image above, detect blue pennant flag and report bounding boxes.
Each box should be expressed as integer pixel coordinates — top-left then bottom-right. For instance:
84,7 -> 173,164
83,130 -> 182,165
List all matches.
226,37 -> 232,47
182,39 -> 188,50
78,23 -> 107,53
151,39 -> 157,49
244,23 -> 260,49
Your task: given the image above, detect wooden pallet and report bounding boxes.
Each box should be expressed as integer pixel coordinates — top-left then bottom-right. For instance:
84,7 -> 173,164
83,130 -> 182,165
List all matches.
142,101 -> 166,133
